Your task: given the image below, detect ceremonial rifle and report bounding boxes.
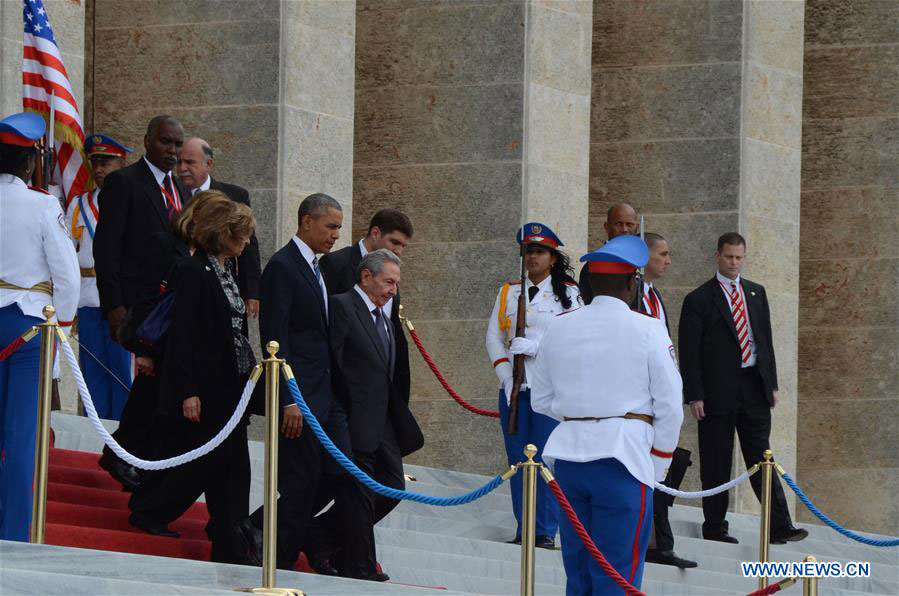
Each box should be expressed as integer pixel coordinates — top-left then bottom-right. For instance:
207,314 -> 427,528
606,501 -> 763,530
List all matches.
632,215 -> 645,310
506,242 -> 527,435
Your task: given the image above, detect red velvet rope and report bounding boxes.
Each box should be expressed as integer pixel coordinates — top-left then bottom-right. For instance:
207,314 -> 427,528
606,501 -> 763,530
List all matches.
0,336 -> 26,362
746,583 -> 783,596
546,478 -> 645,596
406,327 -> 500,418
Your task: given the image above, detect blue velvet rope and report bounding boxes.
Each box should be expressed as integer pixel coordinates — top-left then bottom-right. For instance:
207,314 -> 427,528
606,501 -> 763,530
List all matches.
286,377 -> 505,506
781,472 -> 899,547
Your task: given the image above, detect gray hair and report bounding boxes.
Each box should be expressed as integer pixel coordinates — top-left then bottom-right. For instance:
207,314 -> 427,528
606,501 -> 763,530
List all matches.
357,248 -> 402,283
298,193 -> 342,222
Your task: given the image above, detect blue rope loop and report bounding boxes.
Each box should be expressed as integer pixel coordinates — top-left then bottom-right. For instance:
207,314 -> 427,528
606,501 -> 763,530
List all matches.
286,377 -> 505,506
781,473 -> 899,547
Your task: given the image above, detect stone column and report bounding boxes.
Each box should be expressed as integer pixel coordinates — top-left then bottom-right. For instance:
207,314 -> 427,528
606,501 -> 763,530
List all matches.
735,0 -> 805,515
798,0 -> 898,534
353,0 -> 592,474
589,1 -> 805,516
91,0 -> 281,256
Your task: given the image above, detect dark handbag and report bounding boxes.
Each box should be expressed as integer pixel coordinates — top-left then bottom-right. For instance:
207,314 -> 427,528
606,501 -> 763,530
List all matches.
135,289 -> 176,353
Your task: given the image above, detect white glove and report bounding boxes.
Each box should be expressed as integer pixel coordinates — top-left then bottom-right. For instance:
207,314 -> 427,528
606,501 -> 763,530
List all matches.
510,337 -> 538,357
502,376 -> 515,406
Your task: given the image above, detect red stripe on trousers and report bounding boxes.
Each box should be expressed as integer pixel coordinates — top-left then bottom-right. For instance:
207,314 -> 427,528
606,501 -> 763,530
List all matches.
629,484 -> 647,584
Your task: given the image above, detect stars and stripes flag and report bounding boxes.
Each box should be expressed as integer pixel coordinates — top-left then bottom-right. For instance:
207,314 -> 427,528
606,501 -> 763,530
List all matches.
22,0 -> 91,205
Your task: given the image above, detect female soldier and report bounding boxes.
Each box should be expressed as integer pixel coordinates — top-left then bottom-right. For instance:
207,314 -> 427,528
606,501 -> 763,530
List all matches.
486,222 -> 581,549
0,113 -> 80,541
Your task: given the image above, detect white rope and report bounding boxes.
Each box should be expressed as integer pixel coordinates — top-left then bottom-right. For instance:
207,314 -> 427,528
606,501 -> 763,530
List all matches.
59,334 -> 258,471
654,469 -> 753,499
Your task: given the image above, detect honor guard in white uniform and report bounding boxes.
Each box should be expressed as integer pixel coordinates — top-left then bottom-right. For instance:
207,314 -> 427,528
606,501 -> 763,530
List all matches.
65,134 -> 133,420
0,112 -> 80,541
486,222 -> 581,549
529,235 -> 683,594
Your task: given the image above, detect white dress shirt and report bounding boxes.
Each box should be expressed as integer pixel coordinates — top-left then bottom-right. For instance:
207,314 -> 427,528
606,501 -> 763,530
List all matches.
192,174 -> 211,196
143,156 -> 175,208
358,238 -> 393,318
715,270 -> 757,367
64,188 -> 101,308
0,174 -> 80,324
486,275 -> 582,388
529,296 -> 684,486
292,235 -> 328,316
642,281 -> 666,327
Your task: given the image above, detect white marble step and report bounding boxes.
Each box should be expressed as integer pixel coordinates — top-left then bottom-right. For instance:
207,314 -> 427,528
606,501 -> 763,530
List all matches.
0,541 -> 470,595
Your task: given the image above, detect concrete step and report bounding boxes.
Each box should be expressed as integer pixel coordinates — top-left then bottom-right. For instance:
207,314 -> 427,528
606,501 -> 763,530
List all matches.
0,541 -> 468,595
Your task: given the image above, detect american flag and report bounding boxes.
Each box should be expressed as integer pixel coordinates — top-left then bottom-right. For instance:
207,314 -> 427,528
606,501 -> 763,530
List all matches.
22,0 -> 91,205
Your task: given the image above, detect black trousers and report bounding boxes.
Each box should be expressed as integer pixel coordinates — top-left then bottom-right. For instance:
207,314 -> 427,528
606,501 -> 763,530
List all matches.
651,447 -> 691,552
250,401 -> 353,569
129,423 -> 250,563
309,419 -> 404,577
698,368 -> 791,535
108,372 -> 158,460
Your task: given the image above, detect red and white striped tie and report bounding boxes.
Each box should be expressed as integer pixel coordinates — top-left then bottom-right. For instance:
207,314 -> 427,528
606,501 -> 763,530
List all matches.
726,281 -> 751,363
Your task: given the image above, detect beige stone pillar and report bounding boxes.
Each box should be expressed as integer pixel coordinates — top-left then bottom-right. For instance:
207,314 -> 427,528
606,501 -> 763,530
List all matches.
798,0 -> 899,534
354,0 -> 592,474
589,1 -> 805,517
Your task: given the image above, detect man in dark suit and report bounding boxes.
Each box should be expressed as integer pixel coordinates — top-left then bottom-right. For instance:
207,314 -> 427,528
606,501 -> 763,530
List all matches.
637,233 -> 696,569
578,203 -> 639,304
306,208 -> 415,576
177,137 -> 261,313
678,232 -> 807,545
325,249 -> 423,580
92,115 -> 189,489
240,193 -> 354,570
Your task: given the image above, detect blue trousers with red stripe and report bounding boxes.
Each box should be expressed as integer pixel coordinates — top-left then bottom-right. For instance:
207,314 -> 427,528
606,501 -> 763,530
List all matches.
555,458 -> 653,595
0,304 -> 43,541
77,306 -> 131,420
498,388 -> 560,540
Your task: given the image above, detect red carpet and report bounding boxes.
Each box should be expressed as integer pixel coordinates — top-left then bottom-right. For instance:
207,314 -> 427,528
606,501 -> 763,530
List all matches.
45,447 -> 314,572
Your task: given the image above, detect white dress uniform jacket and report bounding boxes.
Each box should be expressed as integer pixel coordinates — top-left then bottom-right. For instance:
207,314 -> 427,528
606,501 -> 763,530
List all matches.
65,189 -> 100,308
0,174 -> 80,324
486,276 -> 581,387
529,296 -> 684,487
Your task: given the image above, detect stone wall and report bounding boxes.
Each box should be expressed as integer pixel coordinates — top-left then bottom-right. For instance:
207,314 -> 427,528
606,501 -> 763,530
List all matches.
797,0 -> 899,533
353,0 -> 592,473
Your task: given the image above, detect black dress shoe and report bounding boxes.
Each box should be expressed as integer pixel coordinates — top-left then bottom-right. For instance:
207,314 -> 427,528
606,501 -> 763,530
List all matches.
236,518 -> 263,564
99,450 -> 141,492
535,536 -> 557,550
308,555 -> 339,576
506,536 -> 521,545
703,530 -> 739,544
771,525 -> 809,544
645,549 -> 698,568
129,513 -> 180,538
355,571 -> 389,582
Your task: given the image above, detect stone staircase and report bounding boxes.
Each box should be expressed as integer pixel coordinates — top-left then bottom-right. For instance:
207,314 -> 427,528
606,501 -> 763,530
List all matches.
2,413 -> 895,595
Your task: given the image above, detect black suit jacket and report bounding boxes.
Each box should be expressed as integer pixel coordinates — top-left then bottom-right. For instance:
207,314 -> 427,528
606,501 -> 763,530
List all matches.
330,291 -> 423,456
678,276 -> 779,414
160,252 -> 254,444
319,242 -> 411,404
94,158 -> 189,313
260,240 -> 344,419
208,178 -> 261,300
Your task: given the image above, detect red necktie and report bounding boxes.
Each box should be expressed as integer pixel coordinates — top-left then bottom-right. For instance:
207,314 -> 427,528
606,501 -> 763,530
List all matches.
647,287 -> 661,319
724,281 -> 751,363
161,174 -> 181,219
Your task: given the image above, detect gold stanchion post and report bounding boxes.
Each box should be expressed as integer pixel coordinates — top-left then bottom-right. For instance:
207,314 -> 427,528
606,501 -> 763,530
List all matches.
242,341 -> 303,596
30,305 -> 58,544
519,444 -> 539,596
803,555 -> 819,596
758,449 -> 775,589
